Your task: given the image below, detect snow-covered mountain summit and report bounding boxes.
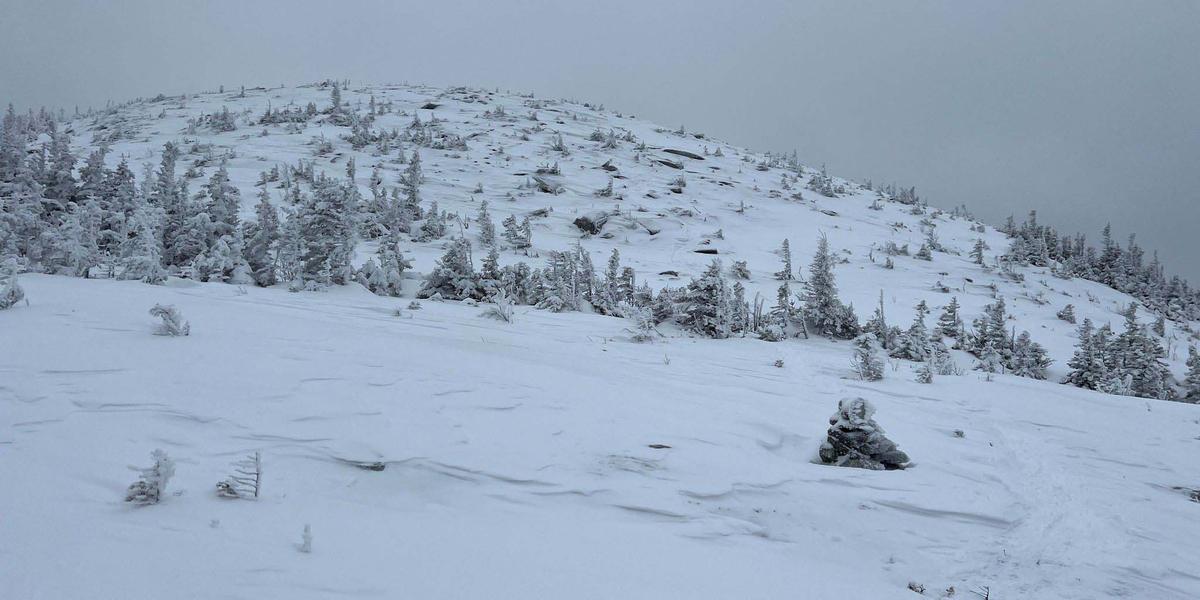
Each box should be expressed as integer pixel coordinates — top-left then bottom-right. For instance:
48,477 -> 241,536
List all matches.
2,81 -> 1198,599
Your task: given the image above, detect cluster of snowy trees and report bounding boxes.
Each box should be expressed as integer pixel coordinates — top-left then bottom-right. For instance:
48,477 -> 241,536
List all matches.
0,99 -> 441,292
1001,211 -> 1200,322
414,231 -> 868,344
1063,304 -> 1181,400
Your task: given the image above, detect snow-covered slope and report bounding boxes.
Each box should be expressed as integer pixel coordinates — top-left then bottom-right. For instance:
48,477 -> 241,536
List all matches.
3,82 -> 1199,599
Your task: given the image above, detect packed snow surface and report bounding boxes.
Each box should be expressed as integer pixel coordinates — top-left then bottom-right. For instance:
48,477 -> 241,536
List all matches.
3,81 -> 1199,598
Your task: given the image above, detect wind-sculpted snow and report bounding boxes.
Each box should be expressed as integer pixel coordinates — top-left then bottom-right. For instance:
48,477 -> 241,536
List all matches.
1,81 -> 1198,598
2,275 -> 1198,599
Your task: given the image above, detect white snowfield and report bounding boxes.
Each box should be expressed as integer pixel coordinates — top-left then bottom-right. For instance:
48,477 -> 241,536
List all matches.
2,82 -> 1199,599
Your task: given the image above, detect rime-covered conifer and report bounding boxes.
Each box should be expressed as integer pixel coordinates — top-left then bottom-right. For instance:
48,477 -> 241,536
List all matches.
125,449 -> 175,505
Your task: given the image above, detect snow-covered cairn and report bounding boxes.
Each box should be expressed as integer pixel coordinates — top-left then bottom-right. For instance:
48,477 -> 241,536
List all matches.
818,398 -> 909,470
125,449 -> 175,505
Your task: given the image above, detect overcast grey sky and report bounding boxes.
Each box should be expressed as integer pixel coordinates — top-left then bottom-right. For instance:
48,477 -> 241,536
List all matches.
2,0 -> 1197,280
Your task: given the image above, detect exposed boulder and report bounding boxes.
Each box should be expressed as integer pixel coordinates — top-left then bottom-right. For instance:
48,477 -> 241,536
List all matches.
818,397 -> 909,470
574,211 -> 612,235
663,148 -> 705,161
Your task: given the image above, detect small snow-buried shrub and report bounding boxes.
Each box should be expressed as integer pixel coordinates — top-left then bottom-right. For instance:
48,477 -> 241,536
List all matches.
150,304 -> 190,336
125,449 -> 175,505
0,265 -> 25,310
481,290 -> 515,322
299,524 -> 313,553
216,452 -> 262,499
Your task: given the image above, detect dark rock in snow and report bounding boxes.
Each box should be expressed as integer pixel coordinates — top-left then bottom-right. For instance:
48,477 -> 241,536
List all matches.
693,248 -> 719,255
574,211 -> 612,234
420,102 -> 440,109
818,397 -> 909,470
663,148 -> 705,161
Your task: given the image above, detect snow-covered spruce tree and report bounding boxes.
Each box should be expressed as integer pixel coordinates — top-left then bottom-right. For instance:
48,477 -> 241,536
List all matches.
417,237 -> 484,301
1108,303 -> 1173,399
0,260 -> 25,309
204,163 -> 240,240
216,452 -> 261,499
818,398 -> 909,470
1056,303 -> 1077,324
968,297 -> 1011,361
416,200 -> 446,241
298,176 -> 355,286
476,201 -> 496,247
1064,318 -> 1106,390
1184,345 -> 1200,402
970,238 -> 988,265
729,260 -> 751,280
679,259 -> 731,339
245,186 -> 280,286
914,361 -> 934,384
150,304 -> 190,336
774,238 -> 794,280
502,214 -> 532,250
275,209 -> 305,288
891,300 -> 931,362
862,291 -> 898,351
762,281 -> 795,341
937,296 -> 963,340
405,149 -> 423,188
1009,331 -> 1052,380
362,232 -> 411,297
125,449 -> 175,505
119,208 -> 167,284
974,341 -> 1005,374
850,333 -> 884,381
50,202 -> 102,277
1151,314 -> 1166,338
914,243 -> 933,261
802,233 -> 857,338
730,281 -> 749,335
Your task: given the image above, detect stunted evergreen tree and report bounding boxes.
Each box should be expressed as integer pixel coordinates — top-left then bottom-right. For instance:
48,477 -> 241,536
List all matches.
850,333 -> 884,381
774,238 -> 793,280
417,236 -> 483,301
1056,304 -> 1076,324
970,239 -> 988,265
1107,303 -> 1172,399
679,259 -> 731,339
416,200 -> 446,241
1184,345 -> 1200,402
891,300 -> 931,362
937,296 -> 963,339
476,201 -> 496,247
802,234 -> 856,338
125,449 -> 175,505
298,176 -> 355,285
245,187 -> 280,286
1010,331 -> 1052,379
1064,319 -> 1106,390
969,297 -> 1011,362
205,163 -> 240,239
119,207 -> 167,284
502,214 -> 532,249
